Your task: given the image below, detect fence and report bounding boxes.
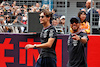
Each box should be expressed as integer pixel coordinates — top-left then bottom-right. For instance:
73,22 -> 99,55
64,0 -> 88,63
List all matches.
90,0 -> 100,34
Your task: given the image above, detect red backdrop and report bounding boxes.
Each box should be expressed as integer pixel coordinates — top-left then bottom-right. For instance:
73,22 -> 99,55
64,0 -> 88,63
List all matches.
87,35 -> 100,67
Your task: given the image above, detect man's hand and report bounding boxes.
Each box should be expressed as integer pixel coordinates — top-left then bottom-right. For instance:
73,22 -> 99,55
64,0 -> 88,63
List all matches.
25,44 -> 34,49
72,34 -> 80,40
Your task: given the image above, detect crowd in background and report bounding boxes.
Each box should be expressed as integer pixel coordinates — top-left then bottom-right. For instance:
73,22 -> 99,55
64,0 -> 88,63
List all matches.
0,1 -> 67,34
0,0 -> 100,34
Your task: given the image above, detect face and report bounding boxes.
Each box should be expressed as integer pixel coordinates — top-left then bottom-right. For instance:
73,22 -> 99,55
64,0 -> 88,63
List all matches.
70,22 -> 80,32
97,9 -> 100,15
52,20 -> 58,26
86,1 -> 90,9
0,16 -> 4,23
39,12 -> 48,24
61,18 -> 65,24
6,15 -> 10,21
80,13 -> 86,21
36,3 -> 40,7
0,10 -> 3,15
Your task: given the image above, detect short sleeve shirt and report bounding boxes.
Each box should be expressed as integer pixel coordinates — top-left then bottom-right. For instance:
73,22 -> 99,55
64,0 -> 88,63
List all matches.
67,32 -> 89,67
40,25 -> 57,59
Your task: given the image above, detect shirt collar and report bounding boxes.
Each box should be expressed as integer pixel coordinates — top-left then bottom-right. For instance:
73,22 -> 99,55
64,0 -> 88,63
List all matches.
86,7 -> 94,14
43,24 -> 51,30
71,30 -> 82,36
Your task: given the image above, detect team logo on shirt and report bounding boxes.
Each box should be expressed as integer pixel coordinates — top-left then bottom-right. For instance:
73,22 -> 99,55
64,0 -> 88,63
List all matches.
68,36 -> 78,46
73,40 -> 78,46
68,36 -> 71,46
43,29 -> 48,38
49,29 -> 54,38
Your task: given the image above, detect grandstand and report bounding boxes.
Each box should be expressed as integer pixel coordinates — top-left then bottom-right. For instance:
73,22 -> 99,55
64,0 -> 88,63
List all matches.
0,0 -> 100,34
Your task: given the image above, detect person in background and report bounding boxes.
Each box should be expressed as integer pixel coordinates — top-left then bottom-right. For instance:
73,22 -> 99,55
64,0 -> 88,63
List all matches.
85,0 -> 99,34
70,11 -> 90,34
78,11 -> 90,34
35,3 -> 41,12
12,1 -> 16,8
0,10 -> 4,16
25,9 -> 57,67
52,9 -> 58,18
52,18 -> 59,26
60,15 -> 65,26
13,13 -> 23,33
80,8 -> 86,12
67,16 -> 89,67
86,0 -> 99,23
59,15 -> 68,33
96,9 -> 100,27
4,15 -> 13,33
0,15 -> 7,32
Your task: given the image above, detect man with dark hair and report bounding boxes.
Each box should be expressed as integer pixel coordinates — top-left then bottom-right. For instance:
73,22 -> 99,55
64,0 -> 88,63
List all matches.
67,16 -> 89,67
25,9 -> 57,67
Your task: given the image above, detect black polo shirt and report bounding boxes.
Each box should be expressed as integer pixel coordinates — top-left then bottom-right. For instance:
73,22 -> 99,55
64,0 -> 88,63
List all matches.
40,25 -> 57,59
67,32 -> 89,67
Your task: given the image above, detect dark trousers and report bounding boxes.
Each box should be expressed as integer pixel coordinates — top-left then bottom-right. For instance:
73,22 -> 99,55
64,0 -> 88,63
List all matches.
35,57 -> 57,67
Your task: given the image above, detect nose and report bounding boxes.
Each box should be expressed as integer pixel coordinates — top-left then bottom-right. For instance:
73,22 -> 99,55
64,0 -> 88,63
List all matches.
73,22 -> 76,24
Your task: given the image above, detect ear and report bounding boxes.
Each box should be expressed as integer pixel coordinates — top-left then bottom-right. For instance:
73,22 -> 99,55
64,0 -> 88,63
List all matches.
47,17 -> 50,20
79,23 -> 81,25
70,24 -> 72,28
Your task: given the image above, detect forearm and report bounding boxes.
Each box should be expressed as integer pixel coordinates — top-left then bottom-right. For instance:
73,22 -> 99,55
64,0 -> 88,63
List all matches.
36,42 -> 52,48
36,38 -> 55,48
72,35 -> 87,44
80,37 -> 87,44
25,38 -> 55,49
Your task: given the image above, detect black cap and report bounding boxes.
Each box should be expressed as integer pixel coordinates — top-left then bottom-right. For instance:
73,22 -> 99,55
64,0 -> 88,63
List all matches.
70,16 -> 80,23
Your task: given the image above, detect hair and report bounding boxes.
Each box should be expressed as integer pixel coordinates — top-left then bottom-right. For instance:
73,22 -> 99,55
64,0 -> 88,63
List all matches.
53,9 -> 57,12
78,11 -> 86,23
40,9 -> 53,23
40,9 -> 52,18
88,0 -> 94,5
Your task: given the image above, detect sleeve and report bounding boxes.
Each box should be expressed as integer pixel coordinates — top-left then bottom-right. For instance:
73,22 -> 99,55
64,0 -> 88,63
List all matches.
70,28 -> 73,33
81,33 -> 89,47
85,22 -> 90,34
81,33 -> 89,41
49,28 -> 57,38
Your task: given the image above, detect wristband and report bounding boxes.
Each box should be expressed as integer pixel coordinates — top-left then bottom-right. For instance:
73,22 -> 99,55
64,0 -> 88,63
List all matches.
34,44 -> 37,48
78,36 -> 82,40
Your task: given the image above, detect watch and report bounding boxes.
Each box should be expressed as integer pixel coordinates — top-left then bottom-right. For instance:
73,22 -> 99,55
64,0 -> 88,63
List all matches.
78,36 -> 82,40
34,44 -> 37,48
80,36 -> 82,40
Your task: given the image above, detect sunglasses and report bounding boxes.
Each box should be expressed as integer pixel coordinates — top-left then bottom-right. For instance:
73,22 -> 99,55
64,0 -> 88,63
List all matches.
6,17 -> 10,19
8,12 -> 10,13
39,16 -> 45,18
39,15 -> 49,18
70,22 -> 79,24
0,12 -> 3,13
70,19 -> 79,24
